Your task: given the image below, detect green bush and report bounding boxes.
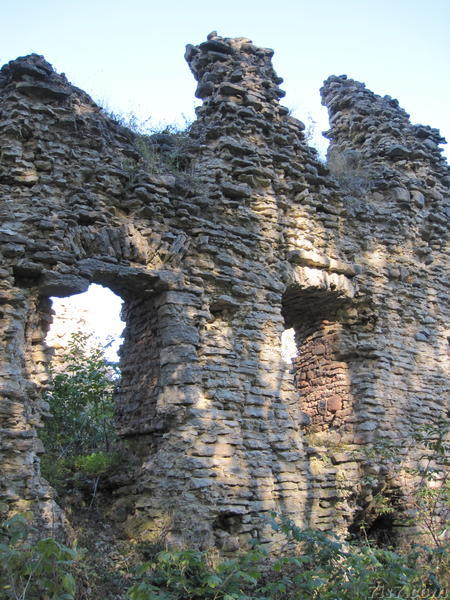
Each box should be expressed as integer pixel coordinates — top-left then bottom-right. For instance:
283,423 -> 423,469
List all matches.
0,511 -> 81,600
40,332 -> 120,500
356,417 -> 449,548
127,547 -> 265,600
41,332 -> 117,457
407,418 -> 450,547
1,512 -> 447,600
74,451 -> 121,477
126,515 -> 449,600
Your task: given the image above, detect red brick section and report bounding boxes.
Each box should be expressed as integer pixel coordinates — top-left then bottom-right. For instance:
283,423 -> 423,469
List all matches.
292,320 -> 352,433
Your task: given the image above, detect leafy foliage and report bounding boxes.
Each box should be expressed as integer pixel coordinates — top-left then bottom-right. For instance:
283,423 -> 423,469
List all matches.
40,332 -> 119,493
0,511 -> 81,600
356,417 -> 450,547
127,546 -> 269,600
74,451 -> 121,477
2,512 -> 447,600
133,126 -> 193,175
406,418 -> 450,546
41,332 -> 117,458
127,515 -> 449,599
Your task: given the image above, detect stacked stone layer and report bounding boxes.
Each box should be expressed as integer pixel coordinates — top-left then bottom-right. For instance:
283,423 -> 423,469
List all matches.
0,34 -> 448,547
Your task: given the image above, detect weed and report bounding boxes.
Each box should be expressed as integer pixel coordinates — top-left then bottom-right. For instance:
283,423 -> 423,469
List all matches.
0,510 -> 81,599
354,417 -> 449,547
100,109 -> 194,176
126,514 -> 449,599
40,332 -> 121,509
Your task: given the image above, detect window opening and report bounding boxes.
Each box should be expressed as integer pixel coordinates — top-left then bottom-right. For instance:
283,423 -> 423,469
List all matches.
41,284 -> 124,507
282,288 -> 352,434
281,327 -> 296,364
46,283 -> 124,363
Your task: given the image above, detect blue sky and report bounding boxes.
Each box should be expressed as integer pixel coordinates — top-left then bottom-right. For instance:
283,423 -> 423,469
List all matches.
2,0 -> 450,157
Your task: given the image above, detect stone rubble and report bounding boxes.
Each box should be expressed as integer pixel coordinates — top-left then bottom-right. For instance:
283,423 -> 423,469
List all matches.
0,33 -> 448,548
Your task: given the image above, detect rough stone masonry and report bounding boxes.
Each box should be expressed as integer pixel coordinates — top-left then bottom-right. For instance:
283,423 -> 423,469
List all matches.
0,32 -> 448,550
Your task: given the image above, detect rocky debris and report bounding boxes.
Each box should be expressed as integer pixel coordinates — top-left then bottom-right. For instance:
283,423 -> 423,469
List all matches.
0,33 -> 448,549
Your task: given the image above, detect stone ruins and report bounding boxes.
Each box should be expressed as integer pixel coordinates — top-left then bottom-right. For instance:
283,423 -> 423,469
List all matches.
0,32 -> 448,550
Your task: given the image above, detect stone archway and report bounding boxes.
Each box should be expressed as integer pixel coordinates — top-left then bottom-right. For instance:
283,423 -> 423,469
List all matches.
1,251 -> 203,533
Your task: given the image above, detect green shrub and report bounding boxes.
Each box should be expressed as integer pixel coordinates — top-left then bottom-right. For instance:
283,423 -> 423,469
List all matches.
127,546 -> 268,600
42,331 -> 118,456
133,126 -> 193,175
356,417 -> 449,548
407,418 -> 450,547
0,511 -> 81,599
40,332 -> 118,492
74,451 -> 121,477
268,516 -> 448,599
1,513 -> 447,599
126,515 -> 449,599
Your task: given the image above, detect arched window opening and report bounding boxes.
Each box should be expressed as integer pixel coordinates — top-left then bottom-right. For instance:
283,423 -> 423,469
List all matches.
42,282 -> 166,463
41,284 -> 125,504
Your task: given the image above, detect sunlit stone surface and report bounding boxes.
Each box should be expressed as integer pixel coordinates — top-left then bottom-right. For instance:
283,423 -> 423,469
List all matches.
0,33 -> 448,547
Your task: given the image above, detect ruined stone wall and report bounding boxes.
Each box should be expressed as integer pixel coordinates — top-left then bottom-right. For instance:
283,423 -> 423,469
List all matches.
116,295 -> 161,442
0,33 -> 448,547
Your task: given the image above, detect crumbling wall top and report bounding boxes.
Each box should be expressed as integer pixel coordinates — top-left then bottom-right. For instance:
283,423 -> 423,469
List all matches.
185,31 -> 286,111
321,74 -> 449,180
